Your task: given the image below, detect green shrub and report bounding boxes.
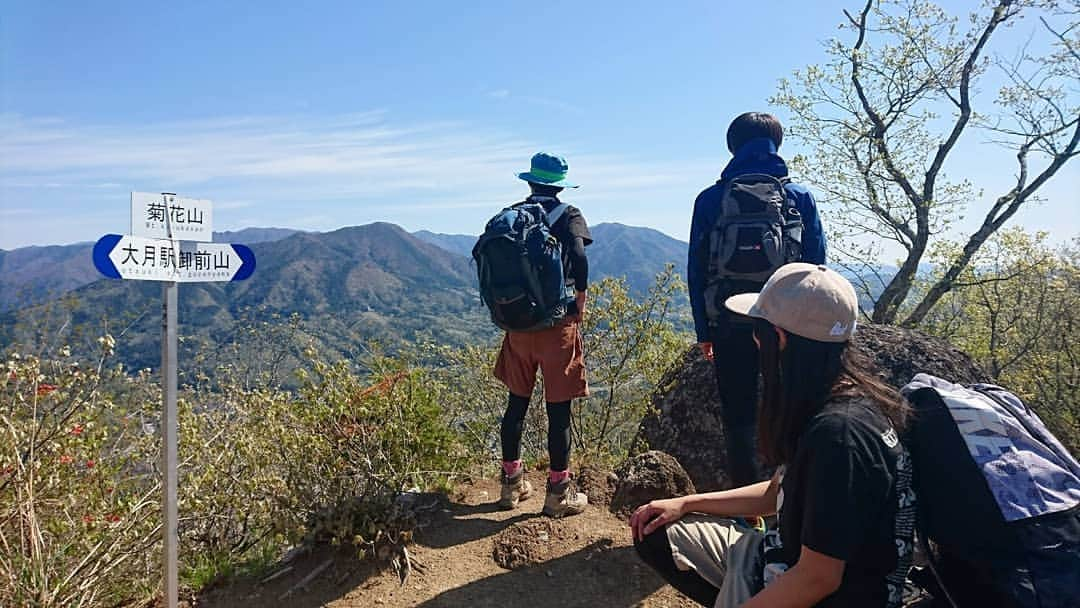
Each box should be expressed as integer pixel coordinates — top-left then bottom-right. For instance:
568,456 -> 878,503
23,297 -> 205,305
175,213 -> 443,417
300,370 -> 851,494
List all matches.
0,268 -> 687,605
0,338 -> 161,607
1,334 -> 469,606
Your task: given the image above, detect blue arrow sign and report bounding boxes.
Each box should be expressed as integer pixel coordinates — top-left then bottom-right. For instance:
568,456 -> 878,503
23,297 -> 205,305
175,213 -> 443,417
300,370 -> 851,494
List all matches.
93,234 -> 256,282
92,234 -> 123,279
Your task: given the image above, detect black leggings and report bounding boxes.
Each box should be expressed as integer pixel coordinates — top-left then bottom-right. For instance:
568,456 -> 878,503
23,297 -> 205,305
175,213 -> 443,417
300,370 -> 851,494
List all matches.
634,526 -> 718,607
711,322 -> 763,487
500,392 -> 572,471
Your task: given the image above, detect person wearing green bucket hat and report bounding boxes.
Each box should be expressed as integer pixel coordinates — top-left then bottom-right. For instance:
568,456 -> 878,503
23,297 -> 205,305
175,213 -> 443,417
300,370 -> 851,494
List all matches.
479,151 -> 593,518
517,151 -> 580,189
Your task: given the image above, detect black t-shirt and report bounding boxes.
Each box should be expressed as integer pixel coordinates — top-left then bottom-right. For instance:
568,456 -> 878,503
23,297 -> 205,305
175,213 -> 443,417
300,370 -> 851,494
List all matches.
762,396 -> 915,607
524,195 -> 592,291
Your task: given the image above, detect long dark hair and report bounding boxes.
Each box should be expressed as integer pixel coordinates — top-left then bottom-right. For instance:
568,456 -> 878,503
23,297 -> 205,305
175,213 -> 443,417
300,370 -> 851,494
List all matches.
753,318 -> 909,466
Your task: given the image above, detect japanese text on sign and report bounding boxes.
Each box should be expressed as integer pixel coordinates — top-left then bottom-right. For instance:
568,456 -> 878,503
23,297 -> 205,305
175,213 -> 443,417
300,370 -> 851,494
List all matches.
94,234 -> 253,282
131,193 -> 214,242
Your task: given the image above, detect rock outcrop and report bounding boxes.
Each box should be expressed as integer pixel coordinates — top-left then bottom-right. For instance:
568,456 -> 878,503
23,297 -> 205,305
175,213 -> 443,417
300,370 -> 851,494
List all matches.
609,450 -> 696,517
640,324 -> 989,492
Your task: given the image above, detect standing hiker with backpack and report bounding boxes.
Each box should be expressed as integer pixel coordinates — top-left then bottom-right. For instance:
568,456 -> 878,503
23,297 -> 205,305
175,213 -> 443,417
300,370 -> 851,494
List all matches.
631,264 -> 916,607
472,152 -> 591,518
688,112 -> 826,488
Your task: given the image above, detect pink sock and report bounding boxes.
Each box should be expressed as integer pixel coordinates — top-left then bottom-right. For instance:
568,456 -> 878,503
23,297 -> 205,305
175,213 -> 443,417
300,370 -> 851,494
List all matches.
502,460 -> 522,477
549,470 -> 570,484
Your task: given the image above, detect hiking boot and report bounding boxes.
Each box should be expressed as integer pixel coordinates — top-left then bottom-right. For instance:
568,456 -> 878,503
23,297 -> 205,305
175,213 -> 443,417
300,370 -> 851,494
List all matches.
542,476 -> 588,518
498,470 -> 533,510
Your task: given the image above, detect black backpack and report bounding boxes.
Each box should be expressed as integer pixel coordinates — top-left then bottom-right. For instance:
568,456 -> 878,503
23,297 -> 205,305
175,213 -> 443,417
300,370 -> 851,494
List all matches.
900,374 -> 1080,608
702,174 -> 803,321
472,202 -> 570,332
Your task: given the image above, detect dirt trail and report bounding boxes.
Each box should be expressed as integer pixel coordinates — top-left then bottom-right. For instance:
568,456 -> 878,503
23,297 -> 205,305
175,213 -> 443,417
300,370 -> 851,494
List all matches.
198,472 -> 696,607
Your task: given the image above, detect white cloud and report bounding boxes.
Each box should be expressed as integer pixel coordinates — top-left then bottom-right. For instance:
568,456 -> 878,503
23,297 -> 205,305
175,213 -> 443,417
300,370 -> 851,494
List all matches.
0,111 -> 719,246
484,88 -> 582,113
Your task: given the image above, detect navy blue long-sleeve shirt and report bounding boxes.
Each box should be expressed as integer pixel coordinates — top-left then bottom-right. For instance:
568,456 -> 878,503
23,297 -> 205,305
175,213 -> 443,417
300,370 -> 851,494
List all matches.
688,138 -> 826,342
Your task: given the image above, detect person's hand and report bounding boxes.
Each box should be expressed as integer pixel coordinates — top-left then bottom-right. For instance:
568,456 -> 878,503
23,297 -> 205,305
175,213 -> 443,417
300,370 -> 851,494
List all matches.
574,290 -> 587,322
629,497 -> 686,542
698,342 -> 714,362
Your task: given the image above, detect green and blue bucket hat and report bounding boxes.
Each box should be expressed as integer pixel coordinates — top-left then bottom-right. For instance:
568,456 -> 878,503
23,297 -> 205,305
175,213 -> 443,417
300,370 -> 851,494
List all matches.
517,152 -> 579,188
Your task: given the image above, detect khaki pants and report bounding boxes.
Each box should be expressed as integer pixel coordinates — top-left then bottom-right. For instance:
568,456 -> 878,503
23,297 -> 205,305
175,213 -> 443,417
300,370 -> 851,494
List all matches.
666,515 -> 765,608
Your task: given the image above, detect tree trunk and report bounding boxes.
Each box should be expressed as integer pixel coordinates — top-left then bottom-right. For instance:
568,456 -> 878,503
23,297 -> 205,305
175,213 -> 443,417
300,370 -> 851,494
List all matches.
871,254 -> 920,324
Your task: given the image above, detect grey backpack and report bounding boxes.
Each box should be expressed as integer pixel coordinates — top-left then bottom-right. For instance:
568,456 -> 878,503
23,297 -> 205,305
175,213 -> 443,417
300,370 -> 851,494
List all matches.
703,174 -> 803,321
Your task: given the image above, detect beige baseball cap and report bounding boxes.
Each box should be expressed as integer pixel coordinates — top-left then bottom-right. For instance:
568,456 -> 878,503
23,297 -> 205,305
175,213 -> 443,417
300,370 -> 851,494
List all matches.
724,263 -> 858,343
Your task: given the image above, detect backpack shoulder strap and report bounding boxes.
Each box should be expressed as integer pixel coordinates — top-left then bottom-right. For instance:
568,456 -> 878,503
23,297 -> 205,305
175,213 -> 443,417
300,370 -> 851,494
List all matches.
545,203 -> 569,227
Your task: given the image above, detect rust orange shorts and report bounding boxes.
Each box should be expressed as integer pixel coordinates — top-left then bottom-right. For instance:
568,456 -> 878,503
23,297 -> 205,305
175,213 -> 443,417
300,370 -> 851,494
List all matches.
493,318 -> 589,403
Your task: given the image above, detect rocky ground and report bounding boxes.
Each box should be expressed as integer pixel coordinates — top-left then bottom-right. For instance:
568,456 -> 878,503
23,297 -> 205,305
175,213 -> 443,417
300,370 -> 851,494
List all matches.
198,324 -> 969,607
197,468 -> 697,608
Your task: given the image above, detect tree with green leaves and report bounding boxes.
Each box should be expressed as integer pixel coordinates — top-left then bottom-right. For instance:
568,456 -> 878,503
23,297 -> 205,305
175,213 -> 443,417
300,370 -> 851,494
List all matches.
918,229 -> 1079,452
772,0 -> 1079,326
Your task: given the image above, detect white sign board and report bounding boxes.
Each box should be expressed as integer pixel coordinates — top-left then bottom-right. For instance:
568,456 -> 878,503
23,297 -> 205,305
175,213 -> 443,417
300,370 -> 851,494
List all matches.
93,234 -> 255,282
131,192 -> 214,242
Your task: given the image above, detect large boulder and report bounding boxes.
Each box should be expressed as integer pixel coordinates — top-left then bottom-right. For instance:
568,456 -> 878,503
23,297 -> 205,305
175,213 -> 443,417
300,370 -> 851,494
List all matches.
640,323 -> 989,492
609,450 -> 696,517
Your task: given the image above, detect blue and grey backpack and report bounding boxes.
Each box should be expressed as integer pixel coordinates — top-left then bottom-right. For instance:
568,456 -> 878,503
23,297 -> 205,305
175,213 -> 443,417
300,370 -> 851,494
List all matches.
901,374 -> 1080,608
472,201 -> 569,332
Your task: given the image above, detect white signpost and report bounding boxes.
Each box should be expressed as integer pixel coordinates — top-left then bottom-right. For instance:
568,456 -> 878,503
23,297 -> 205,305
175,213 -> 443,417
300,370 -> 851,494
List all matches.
131,191 -> 214,242
95,235 -> 255,283
93,193 -> 254,608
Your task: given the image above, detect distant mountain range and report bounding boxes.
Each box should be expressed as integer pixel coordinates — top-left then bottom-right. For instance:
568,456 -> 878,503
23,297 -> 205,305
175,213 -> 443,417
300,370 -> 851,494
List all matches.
0,222 -> 691,373
1,223 -> 688,313
411,230 -> 476,258
0,218 -> 922,377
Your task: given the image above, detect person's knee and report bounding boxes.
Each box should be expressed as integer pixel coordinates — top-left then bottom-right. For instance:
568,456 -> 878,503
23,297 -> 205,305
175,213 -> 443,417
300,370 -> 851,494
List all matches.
633,533 -> 657,567
634,526 -> 671,567
633,534 -> 649,558
545,400 -> 571,427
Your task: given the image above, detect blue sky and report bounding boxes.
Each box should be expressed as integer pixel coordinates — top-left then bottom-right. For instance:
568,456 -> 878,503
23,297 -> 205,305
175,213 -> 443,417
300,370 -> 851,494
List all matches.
1,0 -> 1076,255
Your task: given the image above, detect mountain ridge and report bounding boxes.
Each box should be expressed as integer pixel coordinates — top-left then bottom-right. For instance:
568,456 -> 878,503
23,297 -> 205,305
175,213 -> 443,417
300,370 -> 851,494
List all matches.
0,222 -> 492,373
1,222 -> 690,313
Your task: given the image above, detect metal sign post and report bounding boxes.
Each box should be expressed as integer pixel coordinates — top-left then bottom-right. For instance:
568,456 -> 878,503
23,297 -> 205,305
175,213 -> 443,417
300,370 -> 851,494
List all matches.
91,191 -> 255,608
161,192 -> 179,608
162,278 -> 179,608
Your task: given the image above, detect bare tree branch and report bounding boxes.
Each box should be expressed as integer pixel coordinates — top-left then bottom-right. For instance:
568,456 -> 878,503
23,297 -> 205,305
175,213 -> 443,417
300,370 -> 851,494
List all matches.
1042,16 -> 1080,63
924,1 -> 1017,201
845,2 -> 925,206
902,118 -> 1080,326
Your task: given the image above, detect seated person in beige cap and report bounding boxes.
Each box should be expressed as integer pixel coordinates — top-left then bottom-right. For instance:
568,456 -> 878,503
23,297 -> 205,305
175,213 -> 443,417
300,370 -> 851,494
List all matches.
630,263 -> 915,608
